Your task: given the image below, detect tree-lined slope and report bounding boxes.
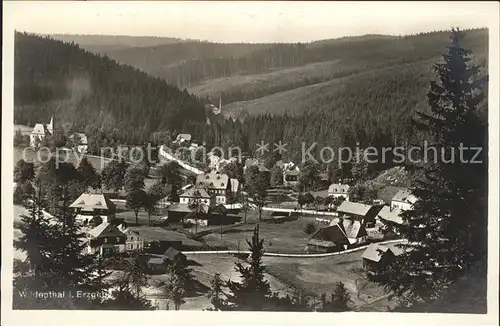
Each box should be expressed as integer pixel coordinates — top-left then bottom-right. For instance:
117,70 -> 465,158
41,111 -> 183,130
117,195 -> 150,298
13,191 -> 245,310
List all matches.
14,32 -> 207,144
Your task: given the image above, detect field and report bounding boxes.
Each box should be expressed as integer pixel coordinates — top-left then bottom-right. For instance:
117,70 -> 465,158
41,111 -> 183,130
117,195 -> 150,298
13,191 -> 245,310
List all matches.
187,60 -> 343,96
109,253 -> 295,310
200,218 -> 322,254
262,245 -> 402,311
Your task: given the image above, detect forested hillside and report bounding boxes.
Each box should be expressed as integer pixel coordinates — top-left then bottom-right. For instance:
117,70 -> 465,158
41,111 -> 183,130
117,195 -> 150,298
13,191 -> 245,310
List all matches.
49,34 -> 188,53
77,29 -> 488,102
14,32 -> 207,144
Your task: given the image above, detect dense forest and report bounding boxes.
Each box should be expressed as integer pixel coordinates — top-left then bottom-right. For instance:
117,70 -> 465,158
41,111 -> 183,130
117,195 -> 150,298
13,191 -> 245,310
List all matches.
14,32 -> 208,144
94,29 -> 488,96
14,30 -> 488,170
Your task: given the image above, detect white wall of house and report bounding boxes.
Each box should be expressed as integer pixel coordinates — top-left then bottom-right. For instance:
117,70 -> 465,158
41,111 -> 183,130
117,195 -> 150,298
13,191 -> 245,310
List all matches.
391,200 -> 412,211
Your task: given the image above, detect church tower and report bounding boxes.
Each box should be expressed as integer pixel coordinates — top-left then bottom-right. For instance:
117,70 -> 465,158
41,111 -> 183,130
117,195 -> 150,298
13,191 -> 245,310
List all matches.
47,116 -> 54,135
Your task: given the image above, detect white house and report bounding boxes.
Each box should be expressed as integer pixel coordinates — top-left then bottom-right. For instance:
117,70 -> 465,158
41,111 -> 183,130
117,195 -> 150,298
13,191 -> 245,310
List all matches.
85,222 -> 126,257
391,189 -> 417,211
328,183 -> 350,201
69,133 -> 88,154
117,224 -> 144,251
174,133 -> 192,145
179,186 -> 215,206
29,116 -> 54,148
69,193 -> 117,225
195,172 -> 233,205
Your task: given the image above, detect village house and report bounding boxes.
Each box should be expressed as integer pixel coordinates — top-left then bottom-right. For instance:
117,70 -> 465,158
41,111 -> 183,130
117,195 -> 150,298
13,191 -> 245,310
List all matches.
85,222 -> 127,257
391,189 -> 417,211
361,243 -> 396,274
69,133 -> 88,154
174,133 -> 192,145
328,183 -> 350,201
244,158 -> 270,173
69,192 -> 117,225
163,247 -> 187,264
330,218 -> 368,246
167,202 -> 210,225
179,186 -> 215,206
283,169 -> 300,187
117,224 -> 144,251
377,205 -> 404,225
337,201 -> 381,226
276,161 -> 300,187
195,172 -> 234,205
29,116 -> 54,148
306,224 -> 349,253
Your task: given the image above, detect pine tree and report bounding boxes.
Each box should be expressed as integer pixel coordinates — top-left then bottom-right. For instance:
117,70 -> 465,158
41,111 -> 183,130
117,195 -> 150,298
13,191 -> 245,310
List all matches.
226,225 -> 271,310
206,273 -> 229,310
372,28 -> 488,305
14,159 -> 35,183
104,252 -> 153,310
162,256 -> 195,310
77,157 -> 101,190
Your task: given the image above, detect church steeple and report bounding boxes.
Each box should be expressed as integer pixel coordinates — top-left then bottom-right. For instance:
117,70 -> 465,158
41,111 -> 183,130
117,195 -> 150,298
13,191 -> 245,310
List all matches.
47,116 -> 54,135
219,95 -> 222,112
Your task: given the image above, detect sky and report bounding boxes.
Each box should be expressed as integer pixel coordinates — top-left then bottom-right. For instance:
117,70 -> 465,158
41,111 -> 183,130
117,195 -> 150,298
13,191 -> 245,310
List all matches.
4,1 -> 498,43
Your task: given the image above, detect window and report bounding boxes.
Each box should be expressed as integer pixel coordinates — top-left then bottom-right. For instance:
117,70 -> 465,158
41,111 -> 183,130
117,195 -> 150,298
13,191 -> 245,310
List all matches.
130,236 -> 134,241
116,237 -> 120,242
104,238 -> 108,243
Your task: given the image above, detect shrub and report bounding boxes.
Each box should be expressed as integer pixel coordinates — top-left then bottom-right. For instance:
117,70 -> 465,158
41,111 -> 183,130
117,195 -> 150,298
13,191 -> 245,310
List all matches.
303,222 -> 317,235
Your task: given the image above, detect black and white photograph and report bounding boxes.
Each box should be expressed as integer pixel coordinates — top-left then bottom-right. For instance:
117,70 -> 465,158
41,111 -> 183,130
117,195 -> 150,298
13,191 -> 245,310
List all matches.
2,1 -> 499,325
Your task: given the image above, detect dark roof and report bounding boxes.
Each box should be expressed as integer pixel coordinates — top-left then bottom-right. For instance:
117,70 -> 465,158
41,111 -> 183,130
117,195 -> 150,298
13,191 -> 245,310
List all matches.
163,247 -> 185,260
309,225 -> 348,247
180,187 -> 212,199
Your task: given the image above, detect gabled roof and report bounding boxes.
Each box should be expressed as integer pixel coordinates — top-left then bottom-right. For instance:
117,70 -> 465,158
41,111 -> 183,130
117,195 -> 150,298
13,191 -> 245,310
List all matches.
377,205 -> 404,224
88,222 -> 125,238
392,189 -> 417,204
328,183 -> 350,194
309,224 -> 349,246
69,193 -> 116,211
338,219 -> 367,240
180,187 -> 213,199
338,201 -> 373,217
196,172 -> 230,190
284,169 -> 300,176
31,123 -> 49,136
163,247 -> 185,260
176,133 -> 192,141
168,203 -> 209,214
362,243 -> 393,262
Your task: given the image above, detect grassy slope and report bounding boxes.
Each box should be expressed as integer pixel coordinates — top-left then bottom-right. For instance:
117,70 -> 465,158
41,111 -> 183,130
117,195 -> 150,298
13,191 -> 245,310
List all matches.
223,59 -> 435,117
186,59 -> 343,96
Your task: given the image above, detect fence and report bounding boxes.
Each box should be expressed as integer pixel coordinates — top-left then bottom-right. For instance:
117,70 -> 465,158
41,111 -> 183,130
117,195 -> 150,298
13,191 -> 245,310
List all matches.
182,239 -> 407,258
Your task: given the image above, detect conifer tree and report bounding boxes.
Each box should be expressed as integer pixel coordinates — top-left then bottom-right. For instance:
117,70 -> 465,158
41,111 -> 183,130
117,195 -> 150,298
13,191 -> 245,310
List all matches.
226,225 -> 271,310
372,28 -> 488,305
77,157 -> 101,190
